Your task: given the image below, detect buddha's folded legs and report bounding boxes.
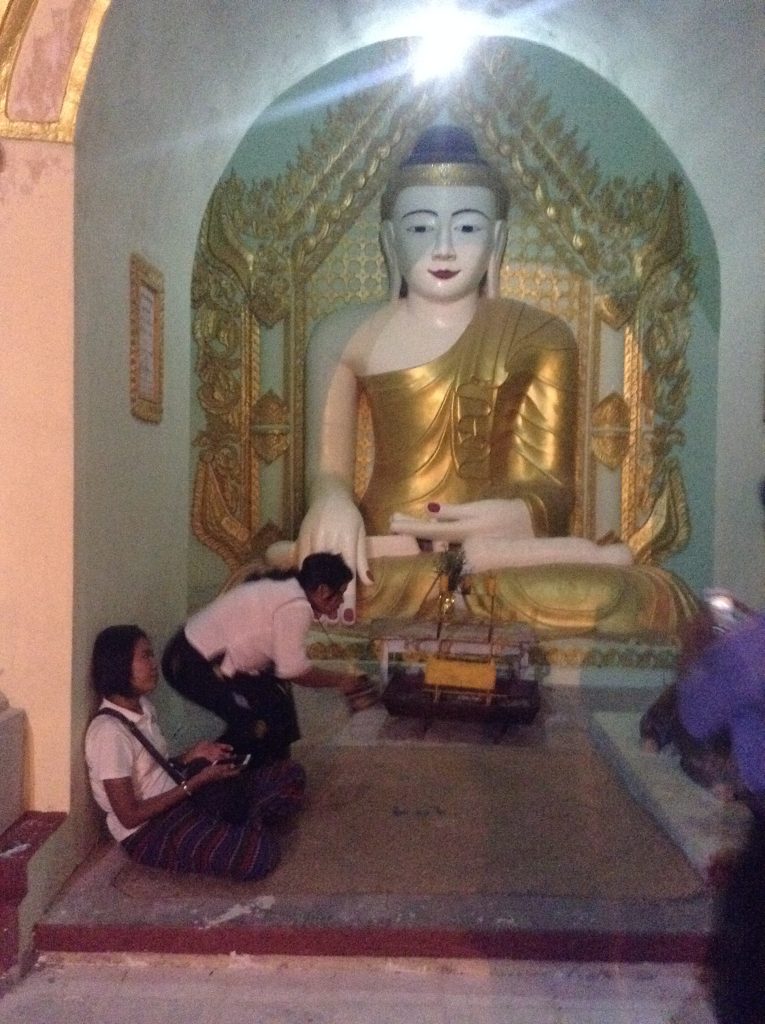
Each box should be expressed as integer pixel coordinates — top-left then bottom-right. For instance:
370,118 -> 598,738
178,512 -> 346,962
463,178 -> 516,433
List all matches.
356,555 -> 699,640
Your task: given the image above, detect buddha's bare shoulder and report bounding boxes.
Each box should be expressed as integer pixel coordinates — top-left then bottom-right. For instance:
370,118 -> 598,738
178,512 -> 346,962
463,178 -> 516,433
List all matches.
310,301 -> 389,344
308,301 -> 393,371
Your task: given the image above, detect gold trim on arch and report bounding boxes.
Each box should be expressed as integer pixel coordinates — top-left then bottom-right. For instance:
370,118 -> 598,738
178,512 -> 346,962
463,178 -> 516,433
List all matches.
0,0 -> 111,142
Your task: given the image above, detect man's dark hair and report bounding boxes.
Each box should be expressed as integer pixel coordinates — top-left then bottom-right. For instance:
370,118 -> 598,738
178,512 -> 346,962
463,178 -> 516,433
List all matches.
297,552 -> 352,594
91,624 -> 147,699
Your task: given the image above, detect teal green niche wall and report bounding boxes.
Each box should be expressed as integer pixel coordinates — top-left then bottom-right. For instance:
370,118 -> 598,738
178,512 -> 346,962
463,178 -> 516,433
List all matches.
190,36 -> 720,604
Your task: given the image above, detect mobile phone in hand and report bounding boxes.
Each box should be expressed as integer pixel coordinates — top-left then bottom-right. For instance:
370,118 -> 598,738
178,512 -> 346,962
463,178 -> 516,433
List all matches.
212,752 -> 252,769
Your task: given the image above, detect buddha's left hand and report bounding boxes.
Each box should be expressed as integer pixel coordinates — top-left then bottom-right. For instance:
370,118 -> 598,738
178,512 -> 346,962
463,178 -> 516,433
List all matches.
390,498 -> 534,543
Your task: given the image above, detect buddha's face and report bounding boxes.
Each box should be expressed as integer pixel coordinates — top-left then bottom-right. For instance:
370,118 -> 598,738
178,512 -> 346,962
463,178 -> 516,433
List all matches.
388,184 -> 501,303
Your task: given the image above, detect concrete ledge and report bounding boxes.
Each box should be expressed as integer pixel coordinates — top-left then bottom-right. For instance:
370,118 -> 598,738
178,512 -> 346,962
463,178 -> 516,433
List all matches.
0,812 -> 66,973
590,711 -> 751,880
0,707 -> 24,836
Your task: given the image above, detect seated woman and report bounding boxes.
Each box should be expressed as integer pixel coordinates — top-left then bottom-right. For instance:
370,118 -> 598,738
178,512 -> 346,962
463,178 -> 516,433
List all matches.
85,624 -> 306,881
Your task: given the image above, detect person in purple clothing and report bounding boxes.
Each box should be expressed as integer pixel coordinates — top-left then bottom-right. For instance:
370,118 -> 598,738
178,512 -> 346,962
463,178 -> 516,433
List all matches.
677,483 -> 765,1024
678,610 -> 765,812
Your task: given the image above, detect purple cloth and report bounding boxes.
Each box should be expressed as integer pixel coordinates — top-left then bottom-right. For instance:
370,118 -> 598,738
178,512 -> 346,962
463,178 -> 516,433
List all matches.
677,613 -> 765,795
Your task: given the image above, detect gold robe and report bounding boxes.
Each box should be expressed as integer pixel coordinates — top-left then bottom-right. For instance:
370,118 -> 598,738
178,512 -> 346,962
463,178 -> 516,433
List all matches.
355,298 -> 697,638
359,298 -> 577,538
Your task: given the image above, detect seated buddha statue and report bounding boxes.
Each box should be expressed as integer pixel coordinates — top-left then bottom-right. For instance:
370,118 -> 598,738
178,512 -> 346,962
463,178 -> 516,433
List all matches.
268,125 -> 697,637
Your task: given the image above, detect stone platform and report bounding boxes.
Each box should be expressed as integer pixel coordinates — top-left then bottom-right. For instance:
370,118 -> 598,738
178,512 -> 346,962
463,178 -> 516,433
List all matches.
34,682 -> 752,965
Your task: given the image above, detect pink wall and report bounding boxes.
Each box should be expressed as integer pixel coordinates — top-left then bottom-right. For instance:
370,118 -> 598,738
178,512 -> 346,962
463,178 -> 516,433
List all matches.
0,137 -> 75,812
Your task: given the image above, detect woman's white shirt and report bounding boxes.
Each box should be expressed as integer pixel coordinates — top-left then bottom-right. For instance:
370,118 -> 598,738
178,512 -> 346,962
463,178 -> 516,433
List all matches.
85,696 -> 174,842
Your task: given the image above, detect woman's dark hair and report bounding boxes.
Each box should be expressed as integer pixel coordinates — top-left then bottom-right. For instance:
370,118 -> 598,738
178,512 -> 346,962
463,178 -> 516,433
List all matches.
91,624 -> 147,699
297,552 -> 353,594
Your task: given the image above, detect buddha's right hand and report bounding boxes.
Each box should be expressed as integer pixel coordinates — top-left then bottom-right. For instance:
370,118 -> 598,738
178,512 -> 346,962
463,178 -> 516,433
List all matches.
297,487 -> 372,621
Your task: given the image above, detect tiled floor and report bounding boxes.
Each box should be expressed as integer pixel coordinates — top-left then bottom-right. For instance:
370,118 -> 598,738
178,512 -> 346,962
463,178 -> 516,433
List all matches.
0,953 -> 717,1023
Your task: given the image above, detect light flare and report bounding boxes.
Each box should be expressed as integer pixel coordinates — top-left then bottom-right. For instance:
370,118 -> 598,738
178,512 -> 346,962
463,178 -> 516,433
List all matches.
409,9 -> 484,84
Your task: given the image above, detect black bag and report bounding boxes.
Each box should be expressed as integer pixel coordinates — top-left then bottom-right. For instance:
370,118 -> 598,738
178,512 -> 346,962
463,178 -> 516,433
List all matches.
216,673 -> 301,767
179,757 -> 253,826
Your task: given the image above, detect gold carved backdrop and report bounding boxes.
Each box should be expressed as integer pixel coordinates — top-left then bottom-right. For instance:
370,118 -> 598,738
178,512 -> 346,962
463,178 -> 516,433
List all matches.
191,38 -> 694,580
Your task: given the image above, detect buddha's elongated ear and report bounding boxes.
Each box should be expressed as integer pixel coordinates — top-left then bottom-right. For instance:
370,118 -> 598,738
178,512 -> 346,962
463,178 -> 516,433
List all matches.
380,220 -> 402,302
486,220 -> 508,299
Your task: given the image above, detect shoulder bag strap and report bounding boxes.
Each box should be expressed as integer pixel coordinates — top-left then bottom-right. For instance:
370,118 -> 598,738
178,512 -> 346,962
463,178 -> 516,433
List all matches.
94,707 -> 185,785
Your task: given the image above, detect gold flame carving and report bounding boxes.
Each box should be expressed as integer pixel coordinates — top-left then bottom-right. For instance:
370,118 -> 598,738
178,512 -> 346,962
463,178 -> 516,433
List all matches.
591,392 -> 631,470
251,390 -> 289,465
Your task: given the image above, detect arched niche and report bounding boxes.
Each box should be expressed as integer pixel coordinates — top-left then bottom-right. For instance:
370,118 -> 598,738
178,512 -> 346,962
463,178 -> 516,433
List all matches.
189,37 -> 718,606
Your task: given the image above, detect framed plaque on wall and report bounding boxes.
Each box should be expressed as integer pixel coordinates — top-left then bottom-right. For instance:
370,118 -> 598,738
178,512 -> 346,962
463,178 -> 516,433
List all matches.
129,253 -> 164,423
